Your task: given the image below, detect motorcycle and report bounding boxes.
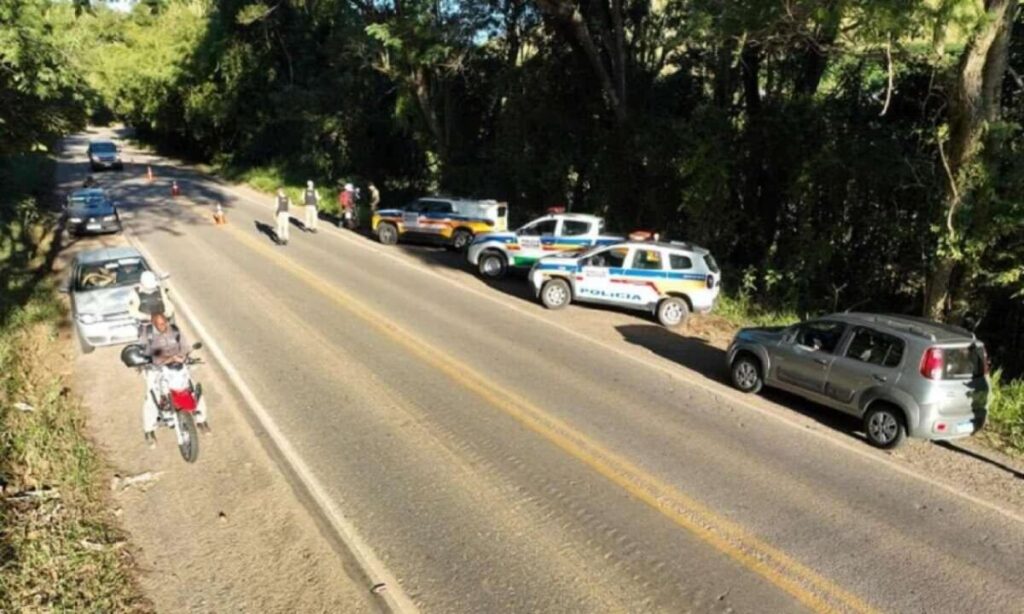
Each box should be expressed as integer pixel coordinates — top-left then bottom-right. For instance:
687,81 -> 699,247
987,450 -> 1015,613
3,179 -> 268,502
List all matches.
340,204 -> 359,230
121,342 -> 205,463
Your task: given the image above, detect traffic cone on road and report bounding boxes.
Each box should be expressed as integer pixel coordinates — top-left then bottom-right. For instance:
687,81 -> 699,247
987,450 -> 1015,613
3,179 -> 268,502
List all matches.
171,180 -> 181,197
213,204 -> 227,225
147,166 -> 153,182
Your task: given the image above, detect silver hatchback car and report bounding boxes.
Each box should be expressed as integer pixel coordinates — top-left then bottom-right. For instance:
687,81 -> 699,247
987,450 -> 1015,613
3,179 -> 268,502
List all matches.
726,313 -> 989,448
63,247 -> 153,353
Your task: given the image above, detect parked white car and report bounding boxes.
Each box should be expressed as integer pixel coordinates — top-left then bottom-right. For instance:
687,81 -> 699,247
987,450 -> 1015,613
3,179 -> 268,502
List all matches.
467,213 -> 621,279
529,241 -> 721,328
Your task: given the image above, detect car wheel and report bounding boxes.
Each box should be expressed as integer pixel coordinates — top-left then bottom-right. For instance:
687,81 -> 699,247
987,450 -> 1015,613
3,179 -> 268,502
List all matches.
863,404 -> 907,449
478,251 -> 508,279
656,297 -> 690,328
450,229 -> 473,252
730,354 -> 763,394
377,222 -> 399,246
540,278 -> 571,310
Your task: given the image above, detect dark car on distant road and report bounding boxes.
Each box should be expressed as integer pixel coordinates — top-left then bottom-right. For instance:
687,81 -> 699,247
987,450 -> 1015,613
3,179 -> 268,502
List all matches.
87,139 -> 123,171
64,189 -> 122,236
726,312 -> 990,449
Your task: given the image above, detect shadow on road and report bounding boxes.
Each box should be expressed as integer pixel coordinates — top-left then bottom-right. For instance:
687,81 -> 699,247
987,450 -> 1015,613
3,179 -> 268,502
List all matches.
616,323 -> 875,446
253,220 -> 282,245
934,441 -> 1024,479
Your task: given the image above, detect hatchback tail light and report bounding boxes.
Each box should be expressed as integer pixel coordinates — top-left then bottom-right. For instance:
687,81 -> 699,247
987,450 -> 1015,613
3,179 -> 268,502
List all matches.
920,347 -> 944,380
706,275 -> 716,289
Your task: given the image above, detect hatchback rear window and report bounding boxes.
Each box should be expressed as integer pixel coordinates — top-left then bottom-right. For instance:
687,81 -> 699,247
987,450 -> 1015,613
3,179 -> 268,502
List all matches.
703,254 -> 720,274
942,345 -> 986,379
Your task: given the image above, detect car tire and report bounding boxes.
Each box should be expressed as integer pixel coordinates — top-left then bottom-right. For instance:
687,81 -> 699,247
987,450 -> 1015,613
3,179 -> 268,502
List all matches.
377,222 -> 399,246
656,297 -> 690,328
730,354 -> 763,394
863,404 -> 907,449
540,278 -> 572,310
450,229 -> 473,252
478,251 -> 508,279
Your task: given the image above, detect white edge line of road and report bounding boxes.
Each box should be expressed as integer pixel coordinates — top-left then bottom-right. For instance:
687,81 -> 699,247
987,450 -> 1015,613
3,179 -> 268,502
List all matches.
207,179 -> 1024,528
122,229 -> 419,614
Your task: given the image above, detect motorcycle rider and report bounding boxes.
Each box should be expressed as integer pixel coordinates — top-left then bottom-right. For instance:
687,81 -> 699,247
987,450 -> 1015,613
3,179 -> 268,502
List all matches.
129,270 -> 175,326
337,183 -> 355,228
142,313 -> 209,446
303,180 -> 320,232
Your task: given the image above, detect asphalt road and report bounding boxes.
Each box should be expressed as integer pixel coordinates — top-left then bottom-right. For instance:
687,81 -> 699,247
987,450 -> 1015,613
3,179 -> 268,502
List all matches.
67,129 -> 1024,613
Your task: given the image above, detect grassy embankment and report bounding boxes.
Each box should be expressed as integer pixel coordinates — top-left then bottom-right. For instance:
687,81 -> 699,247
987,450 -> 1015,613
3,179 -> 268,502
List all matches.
0,153 -> 147,610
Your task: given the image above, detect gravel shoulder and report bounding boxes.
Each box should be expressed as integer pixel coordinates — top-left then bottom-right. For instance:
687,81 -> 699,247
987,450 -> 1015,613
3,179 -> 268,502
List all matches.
58,131 -> 374,613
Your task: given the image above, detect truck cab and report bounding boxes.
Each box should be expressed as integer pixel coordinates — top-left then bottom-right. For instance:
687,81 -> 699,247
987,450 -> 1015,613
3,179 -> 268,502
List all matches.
467,213 -> 622,279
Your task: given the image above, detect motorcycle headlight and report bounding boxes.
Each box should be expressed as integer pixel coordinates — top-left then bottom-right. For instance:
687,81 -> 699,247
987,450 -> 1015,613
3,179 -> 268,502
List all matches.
77,313 -> 100,324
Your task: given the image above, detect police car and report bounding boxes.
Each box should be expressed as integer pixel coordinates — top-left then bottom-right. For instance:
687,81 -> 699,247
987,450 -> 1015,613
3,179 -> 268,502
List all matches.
372,196 -> 508,251
528,241 -> 721,328
467,213 -> 622,279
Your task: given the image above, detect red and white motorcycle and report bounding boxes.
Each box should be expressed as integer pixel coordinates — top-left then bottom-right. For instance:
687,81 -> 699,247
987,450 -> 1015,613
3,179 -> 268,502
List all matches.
121,342 -> 205,463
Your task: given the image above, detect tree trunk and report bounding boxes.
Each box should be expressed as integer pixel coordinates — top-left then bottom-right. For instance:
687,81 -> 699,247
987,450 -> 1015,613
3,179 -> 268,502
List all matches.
924,0 -> 1017,320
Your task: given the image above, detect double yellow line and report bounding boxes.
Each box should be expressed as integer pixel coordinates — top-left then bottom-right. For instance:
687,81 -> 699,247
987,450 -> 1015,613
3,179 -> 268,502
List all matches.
218,217 -> 877,614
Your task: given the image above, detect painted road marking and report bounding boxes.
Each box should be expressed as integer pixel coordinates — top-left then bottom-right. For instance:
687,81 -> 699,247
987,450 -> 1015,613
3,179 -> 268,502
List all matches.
213,218 -> 877,614
120,220 -> 420,614
212,177 -> 1024,529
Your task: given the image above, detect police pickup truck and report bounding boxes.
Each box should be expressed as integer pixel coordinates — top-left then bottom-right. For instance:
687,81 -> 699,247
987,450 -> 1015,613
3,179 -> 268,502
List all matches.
467,213 -> 622,279
528,241 -> 721,328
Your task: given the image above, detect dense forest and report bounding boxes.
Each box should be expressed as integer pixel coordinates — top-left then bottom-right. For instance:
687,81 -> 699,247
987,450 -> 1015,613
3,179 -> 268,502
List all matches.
3,0 -> 1023,375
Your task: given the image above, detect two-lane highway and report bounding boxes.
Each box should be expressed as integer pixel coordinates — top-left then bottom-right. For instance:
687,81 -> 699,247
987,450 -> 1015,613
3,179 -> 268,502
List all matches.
75,132 -> 1024,613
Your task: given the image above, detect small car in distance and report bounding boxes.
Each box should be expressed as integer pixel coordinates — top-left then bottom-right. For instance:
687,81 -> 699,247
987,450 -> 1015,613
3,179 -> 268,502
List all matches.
467,212 -> 622,279
725,313 -> 990,448
87,139 -> 123,171
372,196 -> 508,251
64,247 -> 154,352
64,189 -> 122,236
529,241 -> 721,328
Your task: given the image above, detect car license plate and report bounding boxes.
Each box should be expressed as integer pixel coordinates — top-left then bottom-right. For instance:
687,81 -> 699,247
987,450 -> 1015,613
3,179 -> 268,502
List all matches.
86,223 -> 102,230
955,420 -> 974,435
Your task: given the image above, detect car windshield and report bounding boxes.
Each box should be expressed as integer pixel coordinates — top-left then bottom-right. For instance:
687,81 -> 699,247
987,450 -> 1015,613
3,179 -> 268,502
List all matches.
75,258 -> 148,291
69,198 -> 112,214
91,142 -> 117,153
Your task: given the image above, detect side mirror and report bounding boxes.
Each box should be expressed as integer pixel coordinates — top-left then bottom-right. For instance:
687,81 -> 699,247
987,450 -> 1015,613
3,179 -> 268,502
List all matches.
192,342 -> 203,350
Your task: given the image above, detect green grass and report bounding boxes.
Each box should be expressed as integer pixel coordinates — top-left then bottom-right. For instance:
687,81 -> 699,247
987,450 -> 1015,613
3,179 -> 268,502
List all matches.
986,371 -> 1024,454
714,293 -> 801,328
0,155 -> 148,611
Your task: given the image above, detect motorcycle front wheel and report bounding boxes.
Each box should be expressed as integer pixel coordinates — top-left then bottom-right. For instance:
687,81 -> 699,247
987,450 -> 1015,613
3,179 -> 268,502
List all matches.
175,411 -> 200,463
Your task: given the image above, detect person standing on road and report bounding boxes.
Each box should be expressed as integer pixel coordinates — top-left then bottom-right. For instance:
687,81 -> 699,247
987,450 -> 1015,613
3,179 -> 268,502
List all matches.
129,270 -> 175,325
141,313 -> 210,447
275,187 -> 291,245
368,182 -> 380,214
303,180 -> 320,233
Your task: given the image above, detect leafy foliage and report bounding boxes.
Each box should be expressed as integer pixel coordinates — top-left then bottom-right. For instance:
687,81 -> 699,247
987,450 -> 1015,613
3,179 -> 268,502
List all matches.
70,0 -> 1024,378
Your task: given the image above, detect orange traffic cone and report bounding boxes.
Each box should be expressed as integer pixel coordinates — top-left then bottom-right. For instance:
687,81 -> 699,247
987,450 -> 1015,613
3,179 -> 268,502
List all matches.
147,166 -> 153,181
171,180 -> 181,197
213,204 -> 227,225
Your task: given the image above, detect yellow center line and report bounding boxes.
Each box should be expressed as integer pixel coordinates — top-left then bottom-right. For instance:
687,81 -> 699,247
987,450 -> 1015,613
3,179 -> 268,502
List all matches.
190,206 -> 879,613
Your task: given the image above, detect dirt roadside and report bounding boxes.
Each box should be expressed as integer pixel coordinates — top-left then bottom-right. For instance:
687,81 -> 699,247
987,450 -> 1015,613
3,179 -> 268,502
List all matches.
57,133 -> 375,613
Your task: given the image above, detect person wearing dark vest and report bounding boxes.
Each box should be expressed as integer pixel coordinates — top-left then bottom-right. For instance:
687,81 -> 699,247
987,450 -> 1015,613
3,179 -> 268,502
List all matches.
303,180 -> 320,232
275,187 -> 291,245
129,270 -> 175,324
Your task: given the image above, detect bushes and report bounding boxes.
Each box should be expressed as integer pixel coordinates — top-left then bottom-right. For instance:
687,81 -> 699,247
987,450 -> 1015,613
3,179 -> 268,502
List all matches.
987,370 -> 1024,454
